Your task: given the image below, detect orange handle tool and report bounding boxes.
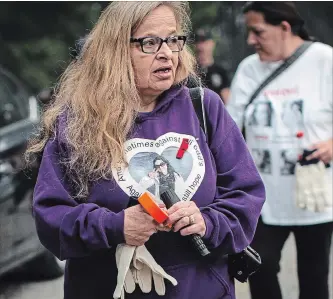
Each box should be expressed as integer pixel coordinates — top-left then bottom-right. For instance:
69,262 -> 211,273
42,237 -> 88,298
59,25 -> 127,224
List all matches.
138,192 -> 169,224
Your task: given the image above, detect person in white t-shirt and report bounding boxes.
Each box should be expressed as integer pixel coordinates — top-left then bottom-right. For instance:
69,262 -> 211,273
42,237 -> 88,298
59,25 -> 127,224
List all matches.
227,2 -> 333,299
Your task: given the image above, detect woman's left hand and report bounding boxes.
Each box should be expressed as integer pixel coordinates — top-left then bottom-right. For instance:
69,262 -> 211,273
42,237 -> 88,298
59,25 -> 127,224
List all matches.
307,139 -> 333,164
165,201 -> 206,237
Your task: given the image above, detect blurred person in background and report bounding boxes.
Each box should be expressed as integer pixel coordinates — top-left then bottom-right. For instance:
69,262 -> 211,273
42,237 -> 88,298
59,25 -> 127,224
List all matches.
193,28 -> 231,104
227,2 -> 333,299
26,1 -> 265,299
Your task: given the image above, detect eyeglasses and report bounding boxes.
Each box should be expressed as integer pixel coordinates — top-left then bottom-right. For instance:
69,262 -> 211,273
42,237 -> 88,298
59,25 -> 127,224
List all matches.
130,35 -> 187,54
155,162 -> 166,168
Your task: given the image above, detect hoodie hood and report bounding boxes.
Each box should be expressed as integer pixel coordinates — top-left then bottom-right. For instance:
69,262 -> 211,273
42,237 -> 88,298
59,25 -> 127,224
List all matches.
135,84 -> 185,123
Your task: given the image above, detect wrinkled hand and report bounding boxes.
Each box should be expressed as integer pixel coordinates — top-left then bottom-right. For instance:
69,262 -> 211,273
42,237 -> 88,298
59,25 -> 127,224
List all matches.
307,139 -> 333,164
124,205 -> 158,246
165,201 -> 206,237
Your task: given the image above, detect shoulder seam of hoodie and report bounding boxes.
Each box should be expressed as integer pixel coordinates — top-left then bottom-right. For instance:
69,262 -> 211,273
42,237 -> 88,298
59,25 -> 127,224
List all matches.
213,122 -> 237,154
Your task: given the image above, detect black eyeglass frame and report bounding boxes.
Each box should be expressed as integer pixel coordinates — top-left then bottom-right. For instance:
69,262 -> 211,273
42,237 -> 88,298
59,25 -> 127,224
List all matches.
130,35 -> 187,54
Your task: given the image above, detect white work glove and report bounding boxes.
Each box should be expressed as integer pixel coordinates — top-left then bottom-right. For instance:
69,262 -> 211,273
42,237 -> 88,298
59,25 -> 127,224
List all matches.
295,161 -> 332,212
113,244 -> 136,299
132,245 -> 178,296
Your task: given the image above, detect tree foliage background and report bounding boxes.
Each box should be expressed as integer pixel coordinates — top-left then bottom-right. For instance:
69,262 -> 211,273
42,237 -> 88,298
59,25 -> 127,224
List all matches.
0,1 -> 332,94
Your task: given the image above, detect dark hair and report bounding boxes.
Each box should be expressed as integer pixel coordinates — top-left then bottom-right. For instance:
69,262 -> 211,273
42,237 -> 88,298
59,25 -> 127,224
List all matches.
194,28 -> 213,43
249,102 -> 272,127
152,155 -> 179,175
242,1 -> 315,41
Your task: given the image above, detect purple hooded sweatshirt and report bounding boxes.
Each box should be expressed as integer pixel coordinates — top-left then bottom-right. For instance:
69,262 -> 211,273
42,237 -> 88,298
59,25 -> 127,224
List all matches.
33,85 -> 265,299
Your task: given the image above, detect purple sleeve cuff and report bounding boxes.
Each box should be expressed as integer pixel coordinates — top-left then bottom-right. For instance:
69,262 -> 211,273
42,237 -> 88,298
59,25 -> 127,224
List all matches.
200,210 -> 214,241
103,209 -> 126,246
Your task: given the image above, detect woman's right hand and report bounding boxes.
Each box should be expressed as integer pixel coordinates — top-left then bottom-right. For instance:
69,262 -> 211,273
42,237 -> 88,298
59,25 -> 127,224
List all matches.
124,205 -> 158,246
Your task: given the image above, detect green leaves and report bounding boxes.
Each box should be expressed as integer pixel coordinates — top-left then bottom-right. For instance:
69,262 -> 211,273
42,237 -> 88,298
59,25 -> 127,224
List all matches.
0,2 -> 102,93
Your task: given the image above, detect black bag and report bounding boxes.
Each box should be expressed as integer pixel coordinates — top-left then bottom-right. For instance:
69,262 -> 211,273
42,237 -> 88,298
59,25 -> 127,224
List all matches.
189,87 -> 261,283
227,246 -> 262,283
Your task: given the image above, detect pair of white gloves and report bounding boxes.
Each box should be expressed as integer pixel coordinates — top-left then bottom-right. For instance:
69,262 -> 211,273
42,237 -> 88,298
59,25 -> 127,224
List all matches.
113,244 -> 177,299
295,161 -> 332,212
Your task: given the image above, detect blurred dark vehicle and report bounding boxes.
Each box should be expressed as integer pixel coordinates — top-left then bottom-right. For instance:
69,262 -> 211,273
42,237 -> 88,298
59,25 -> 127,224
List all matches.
0,66 -> 64,280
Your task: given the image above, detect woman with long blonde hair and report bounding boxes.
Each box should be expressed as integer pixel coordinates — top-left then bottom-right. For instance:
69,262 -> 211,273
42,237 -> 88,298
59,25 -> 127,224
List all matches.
28,2 -> 265,298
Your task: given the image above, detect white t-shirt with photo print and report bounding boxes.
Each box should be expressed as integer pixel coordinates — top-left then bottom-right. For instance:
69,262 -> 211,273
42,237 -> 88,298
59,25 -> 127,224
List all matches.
227,42 -> 333,226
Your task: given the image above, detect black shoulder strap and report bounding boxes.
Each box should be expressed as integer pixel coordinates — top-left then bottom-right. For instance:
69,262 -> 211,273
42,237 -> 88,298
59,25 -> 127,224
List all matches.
244,41 -> 313,112
189,87 -> 211,144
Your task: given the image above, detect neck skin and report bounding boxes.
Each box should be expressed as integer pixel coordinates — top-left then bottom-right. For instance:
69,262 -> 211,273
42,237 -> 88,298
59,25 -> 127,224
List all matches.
281,36 -> 305,60
138,94 -> 159,112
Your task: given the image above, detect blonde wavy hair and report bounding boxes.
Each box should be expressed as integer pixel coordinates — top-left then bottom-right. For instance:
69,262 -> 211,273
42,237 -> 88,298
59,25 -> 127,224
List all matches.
26,1 -> 197,199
